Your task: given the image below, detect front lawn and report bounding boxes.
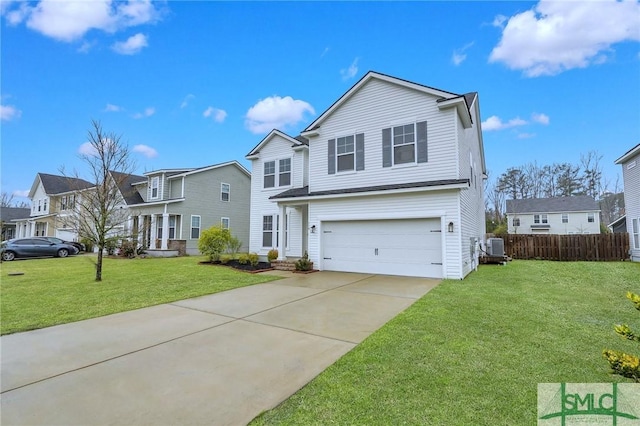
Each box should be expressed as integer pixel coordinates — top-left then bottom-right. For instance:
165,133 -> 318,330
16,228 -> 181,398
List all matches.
251,260 -> 640,425
1,255 -> 280,335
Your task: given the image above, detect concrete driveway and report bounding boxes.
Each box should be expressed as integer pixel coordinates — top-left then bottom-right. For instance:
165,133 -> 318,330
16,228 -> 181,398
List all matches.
1,271 -> 439,426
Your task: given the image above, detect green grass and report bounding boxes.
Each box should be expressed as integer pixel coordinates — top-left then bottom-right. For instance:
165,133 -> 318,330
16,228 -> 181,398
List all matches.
1,255 -> 280,335
251,261 -> 640,425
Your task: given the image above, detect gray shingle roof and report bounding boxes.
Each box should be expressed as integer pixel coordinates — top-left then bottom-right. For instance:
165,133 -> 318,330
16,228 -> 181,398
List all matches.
110,171 -> 145,205
38,173 -> 94,195
1,207 -> 31,222
505,196 -> 600,214
270,179 -> 469,200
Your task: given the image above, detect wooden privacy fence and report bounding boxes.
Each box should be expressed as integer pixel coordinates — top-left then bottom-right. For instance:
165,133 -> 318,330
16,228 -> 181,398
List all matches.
500,233 -> 630,261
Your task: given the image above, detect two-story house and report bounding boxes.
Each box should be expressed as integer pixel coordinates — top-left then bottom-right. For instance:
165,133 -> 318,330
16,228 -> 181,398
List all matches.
126,161 -> 251,255
247,71 -> 486,279
14,173 -> 95,241
505,196 -> 601,235
615,143 -> 640,262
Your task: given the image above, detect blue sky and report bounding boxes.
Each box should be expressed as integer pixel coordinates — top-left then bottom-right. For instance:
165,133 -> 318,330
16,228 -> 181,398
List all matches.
2,0 -> 639,203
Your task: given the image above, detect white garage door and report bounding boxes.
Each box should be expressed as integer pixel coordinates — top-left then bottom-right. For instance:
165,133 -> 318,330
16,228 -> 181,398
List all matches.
55,229 -> 77,241
321,218 -> 443,278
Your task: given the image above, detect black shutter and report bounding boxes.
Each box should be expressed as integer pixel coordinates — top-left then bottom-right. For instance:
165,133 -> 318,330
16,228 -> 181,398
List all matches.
356,133 -> 365,171
416,121 -> 428,163
382,128 -> 392,168
328,139 -> 336,175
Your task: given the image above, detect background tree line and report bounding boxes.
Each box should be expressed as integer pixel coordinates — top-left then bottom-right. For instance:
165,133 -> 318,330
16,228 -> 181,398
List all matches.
485,151 -> 625,233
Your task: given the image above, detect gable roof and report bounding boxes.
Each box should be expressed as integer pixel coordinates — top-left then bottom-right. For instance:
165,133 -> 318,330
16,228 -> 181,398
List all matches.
246,129 -> 308,158
30,173 -> 94,198
109,171 -> 145,205
165,160 -> 251,179
302,71 -> 473,134
615,143 -> 640,165
506,196 -> 600,214
1,207 -> 31,223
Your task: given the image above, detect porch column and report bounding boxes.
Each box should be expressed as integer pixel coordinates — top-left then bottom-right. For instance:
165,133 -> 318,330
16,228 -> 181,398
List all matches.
161,213 -> 169,250
29,221 -> 35,237
150,214 -> 157,248
277,205 -> 286,260
137,215 -> 144,244
126,216 -> 133,238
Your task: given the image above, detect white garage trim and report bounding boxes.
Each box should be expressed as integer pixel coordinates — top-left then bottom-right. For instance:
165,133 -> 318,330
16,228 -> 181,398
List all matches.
318,216 -> 446,278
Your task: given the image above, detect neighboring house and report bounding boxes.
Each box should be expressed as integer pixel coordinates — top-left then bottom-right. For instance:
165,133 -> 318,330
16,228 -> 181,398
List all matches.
615,143 -> 640,262
505,196 -> 601,235
1,207 -> 30,240
246,71 -> 486,279
608,215 -> 627,234
126,161 -> 251,255
14,173 -> 95,241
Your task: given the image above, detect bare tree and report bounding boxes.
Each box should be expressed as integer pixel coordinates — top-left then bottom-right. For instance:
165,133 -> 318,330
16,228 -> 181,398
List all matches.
62,120 -> 137,281
579,150 -> 604,199
1,192 -> 29,208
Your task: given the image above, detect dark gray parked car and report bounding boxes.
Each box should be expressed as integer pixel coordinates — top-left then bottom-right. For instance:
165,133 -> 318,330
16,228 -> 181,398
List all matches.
1,238 -> 79,261
39,236 -> 85,252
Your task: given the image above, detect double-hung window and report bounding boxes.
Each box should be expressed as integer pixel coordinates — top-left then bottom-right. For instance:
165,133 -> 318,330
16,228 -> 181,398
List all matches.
587,213 -> 595,223
264,161 -> 276,188
562,214 -> 569,223
262,215 -> 274,247
221,217 -> 230,229
512,218 -> 520,226
279,159 -> 291,186
534,214 -> 548,224
190,215 -> 201,239
262,214 -> 287,248
336,136 -> 355,172
151,177 -> 159,199
263,159 -> 291,188
221,183 -> 230,202
633,218 -> 639,249
382,121 -> 428,167
169,216 -> 176,239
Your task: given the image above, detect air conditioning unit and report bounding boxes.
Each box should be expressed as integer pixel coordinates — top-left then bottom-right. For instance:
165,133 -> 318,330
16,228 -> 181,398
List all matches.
486,238 -> 505,257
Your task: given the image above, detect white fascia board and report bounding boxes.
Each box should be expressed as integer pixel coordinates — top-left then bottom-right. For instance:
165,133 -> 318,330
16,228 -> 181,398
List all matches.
438,98 -> 472,128
127,198 -> 185,208
615,144 -> 640,164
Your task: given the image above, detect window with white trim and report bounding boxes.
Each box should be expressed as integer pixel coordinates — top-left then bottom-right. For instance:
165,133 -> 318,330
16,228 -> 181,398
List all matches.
190,215 -> 201,239
221,217 -> 230,229
632,218 -> 639,249
157,216 -> 163,239
151,177 -> 159,199
262,215 -> 274,247
512,218 -> 520,226
393,124 -> 416,165
336,135 -> 355,172
169,216 -> 176,239
262,214 -> 287,248
534,214 -> 548,224
562,214 -> 569,224
279,159 -> 291,186
221,183 -> 230,202
264,161 -> 275,188
587,213 -> 595,223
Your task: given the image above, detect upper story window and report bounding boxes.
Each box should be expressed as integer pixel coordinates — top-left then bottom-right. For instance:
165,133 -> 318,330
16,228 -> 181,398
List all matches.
60,194 -> 76,211
221,183 -> 230,202
150,176 -> 160,199
382,121 -> 427,167
38,199 -> 42,212
534,214 -> 548,224
43,199 -> 48,211
562,214 -> 569,224
512,218 -> 520,226
328,134 -> 364,174
587,213 -> 595,223
263,159 -> 291,188
279,159 -> 291,186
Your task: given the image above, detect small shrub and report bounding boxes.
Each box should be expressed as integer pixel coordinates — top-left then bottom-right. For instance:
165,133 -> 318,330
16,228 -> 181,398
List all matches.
295,251 -> 313,271
81,237 -> 94,252
237,253 -> 250,265
220,254 -> 233,264
603,292 -> 640,382
267,249 -> 278,262
227,236 -> 242,256
118,240 -> 137,258
198,225 -> 231,262
248,252 -> 259,267
105,238 -> 118,255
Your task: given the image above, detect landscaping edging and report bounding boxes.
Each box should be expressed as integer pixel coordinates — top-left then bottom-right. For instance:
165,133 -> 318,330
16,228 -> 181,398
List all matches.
199,260 -> 274,273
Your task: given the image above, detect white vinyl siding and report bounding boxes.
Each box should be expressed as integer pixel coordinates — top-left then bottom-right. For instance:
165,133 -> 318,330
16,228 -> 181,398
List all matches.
308,78 -> 458,193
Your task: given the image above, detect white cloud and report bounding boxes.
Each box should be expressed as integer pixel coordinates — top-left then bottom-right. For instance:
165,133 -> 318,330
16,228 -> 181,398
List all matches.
2,0 -> 163,43
133,144 -> 158,158
452,42 -> 474,66
245,96 -> 315,134
180,94 -> 195,109
481,115 -> 528,131
489,0 -> 640,77
531,112 -> 550,125
104,103 -> 122,112
111,33 -> 148,55
132,107 -> 155,119
203,107 -> 227,123
1,104 -> 22,121
12,189 -> 30,198
492,14 -> 507,28
340,57 -> 359,81
78,142 -> 97,156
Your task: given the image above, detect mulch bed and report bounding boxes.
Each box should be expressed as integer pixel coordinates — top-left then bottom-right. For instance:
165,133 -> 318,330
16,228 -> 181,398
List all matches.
199,260 -> 274,273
